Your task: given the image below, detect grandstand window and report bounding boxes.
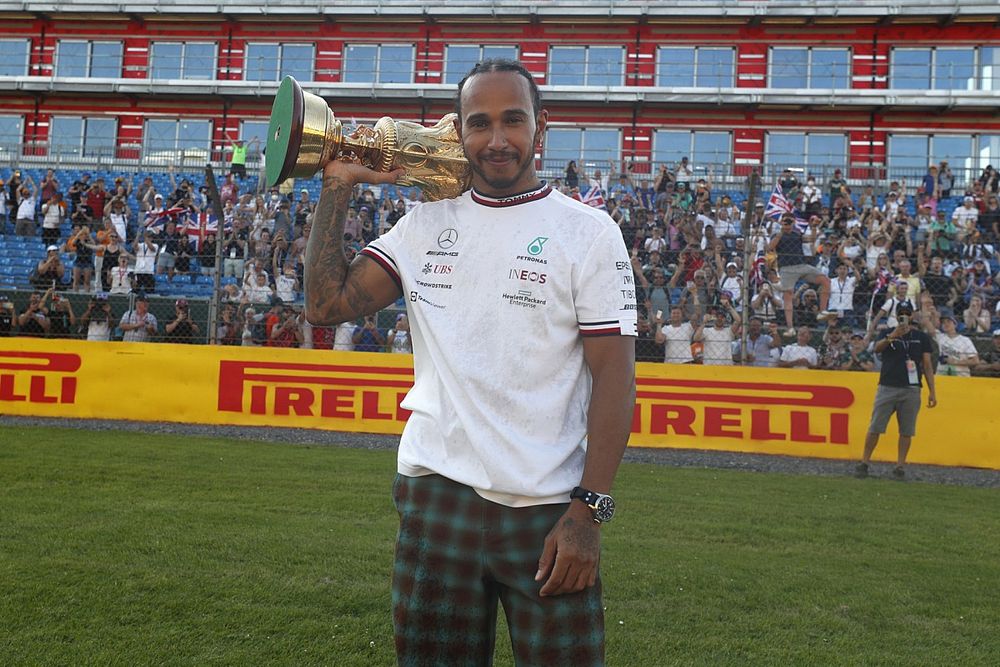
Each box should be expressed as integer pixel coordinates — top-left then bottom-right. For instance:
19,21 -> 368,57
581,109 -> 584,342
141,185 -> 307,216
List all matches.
150,42 -> 217,80
982,47 -> 1000,91
543,127 -> 620,171
934,48 -> 976,91
50,116 -> 117,159
144,119 -> 212,163
769,47 -> 850,89
652,130 -> 731,171
0,115 -> 23,148
765,132 -> 847,176
245,43 -> 314,82
55,41 -> 123,78
890,48 -> 932,90
888,134 -> 974,178
343,44 -> 414,84
549,46 -> 625,86
977,135 -> 1000,169
240,120 -> 269,156
443,45 -> 519,84
656,47 -> 734,87
0,39 -> 30,76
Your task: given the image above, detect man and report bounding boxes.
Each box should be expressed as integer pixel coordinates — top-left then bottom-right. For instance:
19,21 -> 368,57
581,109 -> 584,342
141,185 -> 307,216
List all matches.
695,298 -> 741,366
778,326 -> 818,369
844,333 -> 876,372
740,317 -> 781,367
351,314 -> 386,352
868,280 -> 916,337
925,315 -> 979,377
654,306 -> 695,364
14,174 -> 37,237
120,294 -> 157,342
17,291 -> 50,337
951,196 -> 979,241
827,169 -> 847,207
857,302 -> 937,480
768,215 -> 832,335
973,329 -> 1000,377
0,294 -> 14,336
819,326 -> 850,370
79,292 -> 114,341
304,59 -> 635,665
164,298 -> 200,344
33,245 -> 66,289
224,131 -> 258,181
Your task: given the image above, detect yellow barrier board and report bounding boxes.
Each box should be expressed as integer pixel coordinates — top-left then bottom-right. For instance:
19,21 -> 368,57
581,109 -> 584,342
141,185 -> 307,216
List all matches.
1,338 -> 997,470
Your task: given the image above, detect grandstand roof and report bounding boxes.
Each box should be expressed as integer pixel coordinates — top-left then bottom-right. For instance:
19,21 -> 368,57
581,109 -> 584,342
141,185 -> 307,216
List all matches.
2,0 -> 998,20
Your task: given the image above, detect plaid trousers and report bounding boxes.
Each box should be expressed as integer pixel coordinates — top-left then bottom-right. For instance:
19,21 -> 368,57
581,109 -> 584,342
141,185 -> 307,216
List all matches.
392,473 -> 605,667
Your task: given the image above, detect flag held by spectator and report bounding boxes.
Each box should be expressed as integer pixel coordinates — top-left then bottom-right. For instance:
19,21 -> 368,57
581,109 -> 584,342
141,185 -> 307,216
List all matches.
579,185 -> 606,209
764,182 -> 808,232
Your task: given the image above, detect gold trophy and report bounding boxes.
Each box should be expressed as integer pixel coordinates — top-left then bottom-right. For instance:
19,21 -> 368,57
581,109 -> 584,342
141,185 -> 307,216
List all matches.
265,76 -> 471,202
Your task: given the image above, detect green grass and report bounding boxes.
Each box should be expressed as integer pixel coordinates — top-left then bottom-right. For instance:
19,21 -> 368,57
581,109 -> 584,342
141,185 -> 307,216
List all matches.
0,428 -> 998,666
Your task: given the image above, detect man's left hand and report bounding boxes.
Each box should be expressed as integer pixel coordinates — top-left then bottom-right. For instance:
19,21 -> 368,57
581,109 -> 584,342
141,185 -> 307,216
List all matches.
536,502 -> 601,597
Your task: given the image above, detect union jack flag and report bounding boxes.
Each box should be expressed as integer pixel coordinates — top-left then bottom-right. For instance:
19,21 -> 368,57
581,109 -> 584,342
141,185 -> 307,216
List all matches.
183,212 -> 223,250
142,206 -> 189,234
749,251 -> 768,288
579,185 -> 606,209
764,183 -> 809,233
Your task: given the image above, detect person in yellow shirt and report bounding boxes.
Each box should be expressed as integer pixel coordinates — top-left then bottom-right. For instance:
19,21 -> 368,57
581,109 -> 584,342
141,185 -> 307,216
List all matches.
224,131 -> 259,181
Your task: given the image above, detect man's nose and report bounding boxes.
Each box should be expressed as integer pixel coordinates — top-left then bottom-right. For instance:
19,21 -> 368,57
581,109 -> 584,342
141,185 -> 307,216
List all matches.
487,125 -> 508,150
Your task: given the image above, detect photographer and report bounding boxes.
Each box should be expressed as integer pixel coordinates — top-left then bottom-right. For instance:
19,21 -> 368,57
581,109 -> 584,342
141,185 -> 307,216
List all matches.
270,305 -> 304,348
32,245 -> 65,290
856,302 -> 936,480
17,291 -> 50,337
45,291 -> 77,338
164,298 -> 200,344
119,294 -> 157,342
80,292 -> 113,341
0,295 -> 14,336
352,314 -> 386,352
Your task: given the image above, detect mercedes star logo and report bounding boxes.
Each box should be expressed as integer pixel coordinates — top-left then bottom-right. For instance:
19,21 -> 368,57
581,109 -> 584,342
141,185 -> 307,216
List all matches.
437,228 -> 459,249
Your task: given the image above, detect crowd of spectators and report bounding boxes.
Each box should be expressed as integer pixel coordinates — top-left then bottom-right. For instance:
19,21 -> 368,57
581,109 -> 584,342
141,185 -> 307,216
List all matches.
1,158 -> 998,375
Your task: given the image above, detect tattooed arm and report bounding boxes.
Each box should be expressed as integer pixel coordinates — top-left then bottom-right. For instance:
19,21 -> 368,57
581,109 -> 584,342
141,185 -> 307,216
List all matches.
305,160 -> 405,325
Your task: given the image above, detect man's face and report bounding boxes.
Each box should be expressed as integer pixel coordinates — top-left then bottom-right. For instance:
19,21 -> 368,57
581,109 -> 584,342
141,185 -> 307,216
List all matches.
456,70 -> 546,196
797,328 -> 811,346
851,336 -> 865,351
29,293 -> 40,307
931,257 -> 943,272
670,308 -> 683,326
942,318 -> 956,334
136,300 -> 148,314
749,319 -> 762,336
829,330 -> 842,345
896,282 -> 908,297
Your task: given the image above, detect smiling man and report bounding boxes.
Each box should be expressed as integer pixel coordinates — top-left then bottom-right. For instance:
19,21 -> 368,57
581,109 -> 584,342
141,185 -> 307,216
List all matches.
304,59 -> 636,666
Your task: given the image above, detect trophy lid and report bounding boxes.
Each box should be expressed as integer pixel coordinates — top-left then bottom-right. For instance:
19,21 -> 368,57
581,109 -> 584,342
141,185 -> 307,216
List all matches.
265,76 -> 305,188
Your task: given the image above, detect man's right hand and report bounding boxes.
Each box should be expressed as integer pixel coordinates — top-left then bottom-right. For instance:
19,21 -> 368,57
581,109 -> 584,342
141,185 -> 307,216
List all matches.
321,154 -> 405,189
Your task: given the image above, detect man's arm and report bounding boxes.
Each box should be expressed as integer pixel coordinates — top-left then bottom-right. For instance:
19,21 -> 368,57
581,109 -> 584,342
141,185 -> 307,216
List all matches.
922,351 -> 938,407
537,335 -> 635,597
304,161 -> 403,325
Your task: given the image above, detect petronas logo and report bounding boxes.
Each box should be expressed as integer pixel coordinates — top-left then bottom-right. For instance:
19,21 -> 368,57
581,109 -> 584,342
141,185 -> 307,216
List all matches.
527,237 -> 549,256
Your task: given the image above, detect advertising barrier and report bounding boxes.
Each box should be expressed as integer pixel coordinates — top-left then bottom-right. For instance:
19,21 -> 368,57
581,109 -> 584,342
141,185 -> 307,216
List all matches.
1,338 -> 997,470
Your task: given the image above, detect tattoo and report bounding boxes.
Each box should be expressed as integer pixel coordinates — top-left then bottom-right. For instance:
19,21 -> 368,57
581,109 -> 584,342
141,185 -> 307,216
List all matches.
304,175 -> 380,323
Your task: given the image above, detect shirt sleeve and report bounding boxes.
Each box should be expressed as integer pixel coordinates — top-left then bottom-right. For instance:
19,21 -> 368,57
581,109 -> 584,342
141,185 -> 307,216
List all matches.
360,210 -> 412,291
574,224 -> 638,338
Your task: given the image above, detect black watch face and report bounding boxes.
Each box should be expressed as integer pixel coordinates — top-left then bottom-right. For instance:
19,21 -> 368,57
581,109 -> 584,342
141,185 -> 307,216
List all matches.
594,496 -> 615,523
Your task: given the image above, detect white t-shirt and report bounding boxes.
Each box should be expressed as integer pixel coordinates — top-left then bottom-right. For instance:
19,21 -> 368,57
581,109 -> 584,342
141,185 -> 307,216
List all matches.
42,201 -> 65,229
702,326 -> 734,365
16,195 -> 36,220
780,344 -> 818,368
661,322 -> 694,363
87,319 -> 111,342
135,243 -> 158,274
364,184 -> 636,507
828,275 -> 856,312
935,332 -> 977,377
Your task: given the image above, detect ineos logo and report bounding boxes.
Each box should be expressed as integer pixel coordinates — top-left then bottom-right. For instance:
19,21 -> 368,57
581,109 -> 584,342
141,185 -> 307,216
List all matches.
437,229 -> 459,249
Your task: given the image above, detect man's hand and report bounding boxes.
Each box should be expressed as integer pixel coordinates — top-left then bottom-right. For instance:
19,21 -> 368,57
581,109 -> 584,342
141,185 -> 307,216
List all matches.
536,502 -> 601,597
928,392 -> 938,408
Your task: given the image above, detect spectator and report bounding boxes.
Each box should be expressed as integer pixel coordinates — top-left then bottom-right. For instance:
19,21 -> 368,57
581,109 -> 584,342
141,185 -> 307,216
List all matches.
224,131 -> 258,181
45,292 -> 76,338
387,313 -> 412,353
7,170 -> 22,225
827,168 -> 847,205
0,295 -> 14,336
222,228 -> 247,279
199,233 -> 217,277
14,174 -> 37,237
868,280 -> 916,337
952,196 -> 979,242
67,172 -> 90,212
244,271 -> 274,304
40,192 -> 67,248
778,326 -> 819,369
17,291 -> 50,337
827,262 -> 857,326
818,325 -> 850,370
132,231 -> 157,293
79,292 -> 114,341
564,160 -> 579,189
85,177 -> 109,221
220,173 -> 239,207
695,298 -> 741,366
174,235 -> 194,282
105,197 -> 129,242
973,329 -> 1000,376
925,315 -> 979,377
120,294 -> 157,342
268,305 -> 303,348
963,294 -> 992,335
654,306 -> 695,364
240,305 -> 266,346
674,156 -> 693,190
769,215 -> 832,334
740,317 -> 781,367
844,333 -> 876,372
32,245 -> 66,290
63,224 -> 97,292
164,298 -> 201,344
39,168 -> 59,204
352,314 -> 386,352
216,303 -> 240,345
937,161 -> 953,198
155,220 -> 182,281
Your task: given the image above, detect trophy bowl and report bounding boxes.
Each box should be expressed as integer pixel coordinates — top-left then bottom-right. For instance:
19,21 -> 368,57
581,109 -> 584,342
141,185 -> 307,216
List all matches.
265,76 -> 471,202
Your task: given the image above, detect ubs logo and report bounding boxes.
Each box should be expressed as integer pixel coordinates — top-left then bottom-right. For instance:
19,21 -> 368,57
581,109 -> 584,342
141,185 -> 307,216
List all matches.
437,228 -> 459,249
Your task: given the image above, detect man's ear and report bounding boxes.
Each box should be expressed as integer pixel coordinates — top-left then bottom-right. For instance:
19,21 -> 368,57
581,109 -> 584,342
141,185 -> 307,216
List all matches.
535,109 -> 549,147
453,115 -> 463,143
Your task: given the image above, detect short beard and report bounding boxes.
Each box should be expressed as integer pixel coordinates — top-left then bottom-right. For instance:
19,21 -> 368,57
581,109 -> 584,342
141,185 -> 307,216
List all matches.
467,151 -> 536,195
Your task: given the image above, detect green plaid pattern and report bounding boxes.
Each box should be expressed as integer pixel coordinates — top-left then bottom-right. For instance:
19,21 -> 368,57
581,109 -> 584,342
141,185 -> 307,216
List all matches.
392,473 -> 605,666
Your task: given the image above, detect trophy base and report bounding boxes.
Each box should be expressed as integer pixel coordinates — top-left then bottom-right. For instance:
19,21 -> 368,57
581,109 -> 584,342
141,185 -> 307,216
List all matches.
266,77 -> 341,188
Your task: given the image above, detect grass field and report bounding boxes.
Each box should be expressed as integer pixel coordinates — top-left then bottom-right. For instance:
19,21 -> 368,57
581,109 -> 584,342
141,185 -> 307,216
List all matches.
1,427 -> 998,666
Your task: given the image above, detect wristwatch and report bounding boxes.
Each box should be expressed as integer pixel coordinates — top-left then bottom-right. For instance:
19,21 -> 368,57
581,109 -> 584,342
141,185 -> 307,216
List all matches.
570,486 -> 616,524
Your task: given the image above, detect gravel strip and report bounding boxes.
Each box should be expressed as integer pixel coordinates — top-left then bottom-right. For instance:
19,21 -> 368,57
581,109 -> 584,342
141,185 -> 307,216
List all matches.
3,415 -> 998,489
